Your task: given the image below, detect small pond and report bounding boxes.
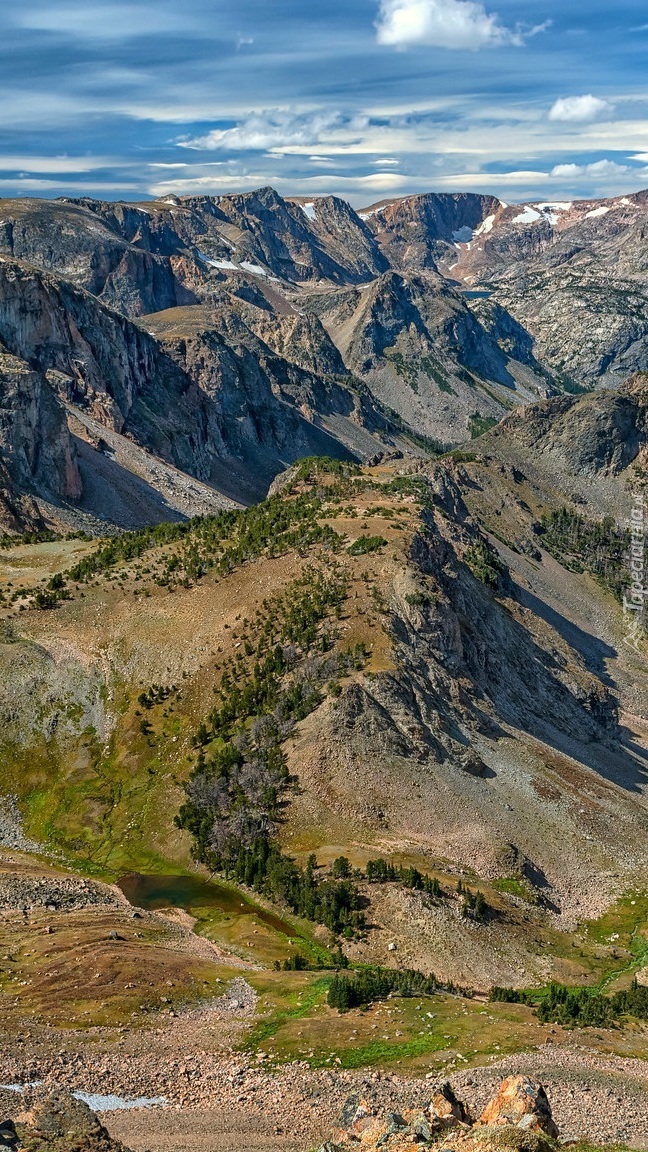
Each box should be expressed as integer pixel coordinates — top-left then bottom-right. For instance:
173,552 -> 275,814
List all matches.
117,871 -> 293,937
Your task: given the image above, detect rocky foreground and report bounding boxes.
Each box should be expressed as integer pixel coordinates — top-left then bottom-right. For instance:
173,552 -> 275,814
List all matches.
324,1076 -> 559,1152
0,1093 -> 129,1151
0,1075 -> 602,1152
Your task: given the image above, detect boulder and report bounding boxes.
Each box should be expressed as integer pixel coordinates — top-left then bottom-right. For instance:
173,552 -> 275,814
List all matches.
14,1091 -> 132,1152
478,1076 -> 558,1139
428,1080 -> 472,1127
0,1120 -> 19,1151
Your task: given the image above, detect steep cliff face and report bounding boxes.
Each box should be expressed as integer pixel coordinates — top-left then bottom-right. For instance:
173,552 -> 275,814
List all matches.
0,257 -> 164,431
140,305 -> 389,500
287,194 -> 389,281
177,186 -> 387,284
234,303 -> 349,377
0,183 -> 645,532
435,190 -> 648,288
0,261 -> 397,510
0,345 -> 80,512
491,270 -> 648,389
361,192 -> 502,270
0,199 -> 196,317
307,270 -> 511,379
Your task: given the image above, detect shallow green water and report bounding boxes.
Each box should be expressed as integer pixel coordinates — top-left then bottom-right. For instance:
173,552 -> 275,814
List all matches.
117,871 -> 293,937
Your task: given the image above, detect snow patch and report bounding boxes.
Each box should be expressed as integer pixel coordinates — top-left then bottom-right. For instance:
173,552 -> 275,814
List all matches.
511,206 -> 541,224
585,206 -> 610,218
536,201 -> 572,212
198,254 -> 238,270
0,1084 -> 166,1112
74,1092 -> 167,1113
358,205 -> 387,221
240,261 -> 267,277
300,202 -> 317,221
534,202 -> 573,226
474,214 -> 495,237
619,197 -> 637,207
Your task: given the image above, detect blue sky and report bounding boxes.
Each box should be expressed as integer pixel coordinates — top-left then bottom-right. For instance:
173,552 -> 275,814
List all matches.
1,0 -> 648,205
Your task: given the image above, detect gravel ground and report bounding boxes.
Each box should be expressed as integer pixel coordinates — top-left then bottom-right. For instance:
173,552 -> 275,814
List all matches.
453,1046 -> 648,1147
0,871 -> 121,912
3,994 -> 648,1152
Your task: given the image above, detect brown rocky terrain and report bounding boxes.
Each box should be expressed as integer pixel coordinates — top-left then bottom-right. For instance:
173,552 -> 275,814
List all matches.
2,182 -> 645,529
0,387 -> 645,981
389,188 -> 648,390
0,185 -> 575,531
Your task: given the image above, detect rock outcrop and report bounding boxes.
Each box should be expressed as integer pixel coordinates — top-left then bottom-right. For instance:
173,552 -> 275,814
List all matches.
11,1093 -> 132,1152
361,192 -> 502,271
478,1077 -> 558,1138
324,1077 -> 558,1152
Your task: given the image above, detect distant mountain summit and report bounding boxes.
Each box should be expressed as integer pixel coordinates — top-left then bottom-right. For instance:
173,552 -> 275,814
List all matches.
0,184 -> 645,529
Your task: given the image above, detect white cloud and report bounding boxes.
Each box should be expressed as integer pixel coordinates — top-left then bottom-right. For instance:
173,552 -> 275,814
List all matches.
16,3 -> 191,40
0,177 -> 139,190
375,0 -> 542,50
148,170 -> 411,199
179,109 -> 367,153
550,159 -> 630,178
0,155 -> 117,174
548,95 -> 613,123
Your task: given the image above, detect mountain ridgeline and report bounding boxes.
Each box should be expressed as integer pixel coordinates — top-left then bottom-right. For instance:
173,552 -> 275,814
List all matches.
1,183 -> 647,530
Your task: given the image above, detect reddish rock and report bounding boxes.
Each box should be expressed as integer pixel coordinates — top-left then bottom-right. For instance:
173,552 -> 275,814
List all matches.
428,1080 -> 472,1127
478,1076 -> 558,1139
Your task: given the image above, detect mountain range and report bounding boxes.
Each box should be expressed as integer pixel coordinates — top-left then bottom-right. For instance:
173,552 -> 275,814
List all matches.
1,184 -> 647,531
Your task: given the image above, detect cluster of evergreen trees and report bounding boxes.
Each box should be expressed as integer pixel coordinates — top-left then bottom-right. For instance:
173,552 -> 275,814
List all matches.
365,857 -> 442,897
331,856 -> 489,919
0,528 -> 67,548
347,535 -> 388,556
65,491 -> 340,591
25,454 -> 434,610
68,517 -> 199,582
491,978 -> 648,1028
328,965 -> 443,1011
227,844 -> 366,936
137,684 -> 176,709
32,460 -> 357,607
463,539 -> 504,590
457,880 -> 488,919
539,507 -> 630,600
177,564 -> 371,938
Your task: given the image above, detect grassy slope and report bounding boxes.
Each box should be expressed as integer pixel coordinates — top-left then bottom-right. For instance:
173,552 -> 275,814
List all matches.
0,462 -> 647,1071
